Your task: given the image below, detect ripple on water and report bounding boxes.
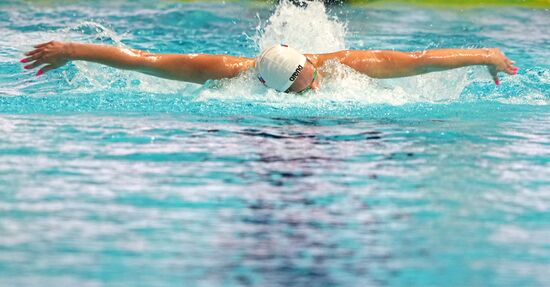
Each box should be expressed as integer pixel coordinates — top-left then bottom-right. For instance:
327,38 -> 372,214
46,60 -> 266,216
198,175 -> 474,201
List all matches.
1,1 -> 550,286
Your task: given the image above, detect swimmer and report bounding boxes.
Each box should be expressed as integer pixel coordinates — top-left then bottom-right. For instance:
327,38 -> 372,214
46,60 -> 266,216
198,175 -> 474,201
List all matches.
21,41 -> 518,93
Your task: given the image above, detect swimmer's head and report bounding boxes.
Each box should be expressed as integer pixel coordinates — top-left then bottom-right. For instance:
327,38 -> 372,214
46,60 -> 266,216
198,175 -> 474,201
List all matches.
256,44 -> 307,92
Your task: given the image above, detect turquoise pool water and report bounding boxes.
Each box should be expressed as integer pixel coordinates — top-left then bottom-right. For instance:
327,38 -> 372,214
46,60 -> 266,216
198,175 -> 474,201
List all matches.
1,1 -> 549,286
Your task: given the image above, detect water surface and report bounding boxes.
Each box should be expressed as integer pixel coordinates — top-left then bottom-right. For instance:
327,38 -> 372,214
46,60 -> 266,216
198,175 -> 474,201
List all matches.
0,1 -> 549,286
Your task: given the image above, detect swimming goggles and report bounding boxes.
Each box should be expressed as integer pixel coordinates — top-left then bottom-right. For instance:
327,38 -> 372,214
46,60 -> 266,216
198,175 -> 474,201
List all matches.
286,64 -> 317,95
296,68 -> 317,95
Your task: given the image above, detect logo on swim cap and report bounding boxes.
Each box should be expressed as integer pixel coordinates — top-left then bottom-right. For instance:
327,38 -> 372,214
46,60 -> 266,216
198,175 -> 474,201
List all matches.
289,65 -> 303,82
255,45 -> 307,92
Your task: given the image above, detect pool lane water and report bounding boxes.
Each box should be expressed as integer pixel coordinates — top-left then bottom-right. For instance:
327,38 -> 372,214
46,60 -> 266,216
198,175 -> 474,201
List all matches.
1,1 -> 549,286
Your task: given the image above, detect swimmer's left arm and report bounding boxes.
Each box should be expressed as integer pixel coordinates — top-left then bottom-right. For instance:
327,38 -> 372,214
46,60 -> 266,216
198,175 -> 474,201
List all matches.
324,48 -> 517,84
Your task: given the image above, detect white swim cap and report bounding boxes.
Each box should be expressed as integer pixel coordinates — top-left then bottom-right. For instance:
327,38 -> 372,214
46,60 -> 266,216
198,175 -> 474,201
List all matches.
256,44 -> 307,92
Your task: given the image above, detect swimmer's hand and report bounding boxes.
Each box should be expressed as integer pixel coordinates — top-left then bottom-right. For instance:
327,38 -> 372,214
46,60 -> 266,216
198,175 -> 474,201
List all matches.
486,48 -> 518,85
20,41 -> 70,76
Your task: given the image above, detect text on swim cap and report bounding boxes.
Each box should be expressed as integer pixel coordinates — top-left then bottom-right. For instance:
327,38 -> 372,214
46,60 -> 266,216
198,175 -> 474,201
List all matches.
289,65 -> 303,82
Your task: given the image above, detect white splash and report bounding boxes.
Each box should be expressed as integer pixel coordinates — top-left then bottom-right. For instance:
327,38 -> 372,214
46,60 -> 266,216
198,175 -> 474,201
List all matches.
208,0 -> 473,106
7,1 -> 546,106
255,0 -> 347,54
59,22 -> 189,94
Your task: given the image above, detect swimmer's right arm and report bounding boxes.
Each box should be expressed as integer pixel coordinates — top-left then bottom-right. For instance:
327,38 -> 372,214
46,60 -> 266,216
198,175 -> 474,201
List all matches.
21,41 -> 256,83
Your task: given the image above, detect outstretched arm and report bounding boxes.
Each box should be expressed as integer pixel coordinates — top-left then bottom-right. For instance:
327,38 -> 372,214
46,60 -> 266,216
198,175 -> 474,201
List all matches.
319,48 -> 517,85
21,41 -> 255,84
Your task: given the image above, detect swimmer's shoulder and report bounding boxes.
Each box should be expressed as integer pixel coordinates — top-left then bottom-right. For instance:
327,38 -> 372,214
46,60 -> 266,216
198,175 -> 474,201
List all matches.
305,50 -> 350,68
218,55 -> 255,74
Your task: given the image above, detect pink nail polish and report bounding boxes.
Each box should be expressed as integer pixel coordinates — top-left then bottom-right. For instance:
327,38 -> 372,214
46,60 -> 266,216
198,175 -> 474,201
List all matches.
20,58 -> 28,63
36,70 -> 43,76
495,79 -> 500,85
24,65 -> 30,69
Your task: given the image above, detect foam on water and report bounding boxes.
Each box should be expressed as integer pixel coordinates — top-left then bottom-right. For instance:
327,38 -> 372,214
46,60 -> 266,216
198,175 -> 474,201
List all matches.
196,0 -> 548,106
1,22 -> 187,98
255,1 -> 347,53
1,0 -> 549,109
1,2 -> 550,286
60,22 -> 188,95
199,0 -> 475,106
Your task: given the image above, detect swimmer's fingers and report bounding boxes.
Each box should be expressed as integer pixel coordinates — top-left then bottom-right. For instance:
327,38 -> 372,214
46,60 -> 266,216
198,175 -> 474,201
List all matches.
488,65 -> 500,85
505,65 -> 518,75
24,48 -> 42,57
505,58 -> 516,69
36,65 -> 55,76
33,41 -> 53,49
510,64 -> 518,75
503,60 -> 518,75
505,58 -> 513,66
23,59 -> 44,70
20,52 -> 43,63
506,60 -> 513,69
492,74 -> 500,85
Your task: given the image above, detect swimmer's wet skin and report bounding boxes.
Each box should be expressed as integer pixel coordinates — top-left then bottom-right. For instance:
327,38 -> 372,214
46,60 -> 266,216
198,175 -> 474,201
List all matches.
21,41 -> 518,93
